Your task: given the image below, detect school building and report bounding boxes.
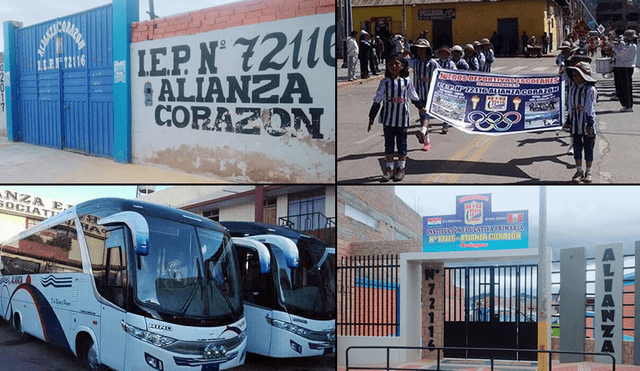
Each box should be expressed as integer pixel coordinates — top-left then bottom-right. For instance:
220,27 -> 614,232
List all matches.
337,186 -> 640,367
351,0 -> 570,54
3,0 -> 335,183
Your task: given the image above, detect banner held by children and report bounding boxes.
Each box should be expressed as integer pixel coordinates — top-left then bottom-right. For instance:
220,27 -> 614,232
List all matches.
425,69 -> 565,135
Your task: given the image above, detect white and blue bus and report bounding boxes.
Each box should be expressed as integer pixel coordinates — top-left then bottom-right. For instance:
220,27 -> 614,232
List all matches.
0,198 -> 270,371
220,222 -> 336,358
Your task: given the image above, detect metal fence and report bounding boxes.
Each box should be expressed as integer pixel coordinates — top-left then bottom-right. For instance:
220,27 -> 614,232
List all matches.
279,212 -> 336,245
338,254 -> 399,336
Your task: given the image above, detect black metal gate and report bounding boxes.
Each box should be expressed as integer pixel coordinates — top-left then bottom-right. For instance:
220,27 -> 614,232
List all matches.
444,264 -> 538,360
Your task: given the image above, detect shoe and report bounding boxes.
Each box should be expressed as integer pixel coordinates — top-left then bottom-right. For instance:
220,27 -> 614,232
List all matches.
571,169 -> 584,183
415,131 -> 425,144
393,167 -> 405,181
442,124 -> 449,134
381,167 -> 393,182
583,172 -> 592,183
422,142 -> 432,151
620,107 -> 634,112
566,145 -> 573,155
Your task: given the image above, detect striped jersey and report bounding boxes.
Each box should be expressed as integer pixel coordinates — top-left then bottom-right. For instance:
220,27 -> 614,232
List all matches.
476,52 -> 486,72
407,57 -> 439,101
482,49 -> 495,72
566,83 -> 597,135
454,58 -> 469,70
465,55 -> 480,71
370,76 -> 422,128
436,58 -> 457,70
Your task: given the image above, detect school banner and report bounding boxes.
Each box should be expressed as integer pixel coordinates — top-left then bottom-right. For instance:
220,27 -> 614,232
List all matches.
423,194 -> 529,252
425,69 -> 565,135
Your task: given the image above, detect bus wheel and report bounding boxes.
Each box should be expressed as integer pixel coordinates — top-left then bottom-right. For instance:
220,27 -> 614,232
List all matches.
78,336 -> 106,371
13,314 -> 29,342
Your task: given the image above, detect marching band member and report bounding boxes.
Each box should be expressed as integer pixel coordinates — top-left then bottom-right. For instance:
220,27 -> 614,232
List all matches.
611,29 -> 638,112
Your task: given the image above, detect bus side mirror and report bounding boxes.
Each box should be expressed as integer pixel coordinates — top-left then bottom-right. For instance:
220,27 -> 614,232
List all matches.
98,211 -> 150,256
315,247 -> 335,270
248,235 -> 299,269
232,237 -> 271,274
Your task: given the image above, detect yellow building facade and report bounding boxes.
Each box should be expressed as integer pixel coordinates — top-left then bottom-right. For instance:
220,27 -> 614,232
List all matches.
353,0 -> 565,55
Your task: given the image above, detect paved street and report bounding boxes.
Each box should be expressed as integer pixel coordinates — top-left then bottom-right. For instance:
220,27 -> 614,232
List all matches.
0,319 -> 334,371
337,56 -> 640,183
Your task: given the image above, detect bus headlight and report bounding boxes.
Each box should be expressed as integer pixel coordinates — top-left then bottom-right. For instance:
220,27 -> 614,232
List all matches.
266,317 -> 310,337
122,321 -> 177,348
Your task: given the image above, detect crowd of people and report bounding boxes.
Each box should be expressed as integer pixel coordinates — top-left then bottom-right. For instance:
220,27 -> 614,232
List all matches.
350,26 -> 639,183
346,30 -> 497,81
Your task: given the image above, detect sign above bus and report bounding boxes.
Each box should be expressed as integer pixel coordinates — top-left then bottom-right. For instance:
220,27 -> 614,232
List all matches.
423,194 -> 529,252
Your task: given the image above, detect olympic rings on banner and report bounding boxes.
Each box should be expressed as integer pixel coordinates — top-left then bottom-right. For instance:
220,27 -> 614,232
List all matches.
467,111 -> 522,132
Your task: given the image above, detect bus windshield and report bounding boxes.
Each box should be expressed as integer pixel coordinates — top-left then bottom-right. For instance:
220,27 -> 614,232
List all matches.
135,216 -> 242,323
273,238 -> 336,320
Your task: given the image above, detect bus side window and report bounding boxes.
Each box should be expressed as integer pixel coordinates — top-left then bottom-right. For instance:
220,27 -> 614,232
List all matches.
102,228 -> 128,310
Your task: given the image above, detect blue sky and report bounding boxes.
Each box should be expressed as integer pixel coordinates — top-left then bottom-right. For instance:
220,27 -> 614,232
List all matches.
395,185 -> 640,259
1,0 -> 239,51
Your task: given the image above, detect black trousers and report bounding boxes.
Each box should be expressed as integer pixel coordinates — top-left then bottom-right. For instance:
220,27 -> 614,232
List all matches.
614,67 -> 634,108
359,57 -> 369,78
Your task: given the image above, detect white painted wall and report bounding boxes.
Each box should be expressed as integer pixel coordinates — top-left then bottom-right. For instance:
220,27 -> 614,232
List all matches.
130,14 -> 335,183
219,202 -> 255,222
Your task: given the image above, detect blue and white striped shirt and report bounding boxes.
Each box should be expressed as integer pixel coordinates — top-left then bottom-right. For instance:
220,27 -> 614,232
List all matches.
370,77 -> 422,128
407,57 -> 439,101
567,83 -> 597,135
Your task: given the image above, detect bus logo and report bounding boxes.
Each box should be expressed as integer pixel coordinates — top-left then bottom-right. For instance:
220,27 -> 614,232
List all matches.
149,324 -> 172,331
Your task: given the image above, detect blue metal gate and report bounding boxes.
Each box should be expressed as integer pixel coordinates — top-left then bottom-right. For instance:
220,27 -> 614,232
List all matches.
16,5 -> 113,157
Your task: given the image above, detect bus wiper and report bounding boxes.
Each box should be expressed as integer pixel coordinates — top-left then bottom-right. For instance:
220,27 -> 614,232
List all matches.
178,259 -> 203,318
208,260 -> 236,317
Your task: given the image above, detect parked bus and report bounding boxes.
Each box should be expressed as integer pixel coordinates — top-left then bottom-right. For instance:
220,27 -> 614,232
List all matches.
0,198 -> 270,371
219,221 -> 335,358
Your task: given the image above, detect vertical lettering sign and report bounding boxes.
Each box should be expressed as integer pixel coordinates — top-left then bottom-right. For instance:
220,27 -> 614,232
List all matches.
424,268 -> 439,351
132,13 -> 335,142
0,60 -> 5,114
595,243 -> 623,364
423,194 -> 528,252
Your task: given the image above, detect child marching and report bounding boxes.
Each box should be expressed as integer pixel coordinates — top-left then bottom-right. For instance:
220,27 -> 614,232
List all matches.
407,39 -> 439,151
368,54 -> 429,182
565,61 -> 598,183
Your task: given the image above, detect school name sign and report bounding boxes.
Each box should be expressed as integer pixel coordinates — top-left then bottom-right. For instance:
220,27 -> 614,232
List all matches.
130,13 -> 335,182
426,69 -> 565,135
423,194 -> 529,252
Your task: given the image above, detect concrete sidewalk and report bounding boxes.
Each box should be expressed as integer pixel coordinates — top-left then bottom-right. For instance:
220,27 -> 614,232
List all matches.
339,358 -> 635,371
0,136 -> 226,183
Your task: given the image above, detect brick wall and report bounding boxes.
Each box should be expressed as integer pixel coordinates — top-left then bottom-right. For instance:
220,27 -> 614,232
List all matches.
337,186 -> 422,260
131,0 -> 334,42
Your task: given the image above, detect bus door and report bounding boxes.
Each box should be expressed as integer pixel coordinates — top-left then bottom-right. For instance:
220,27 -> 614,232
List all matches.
98,226 -> 128,370
232,238 -> 274,356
